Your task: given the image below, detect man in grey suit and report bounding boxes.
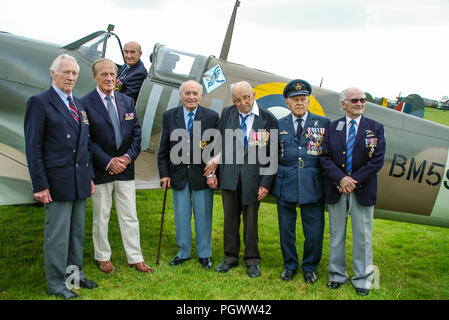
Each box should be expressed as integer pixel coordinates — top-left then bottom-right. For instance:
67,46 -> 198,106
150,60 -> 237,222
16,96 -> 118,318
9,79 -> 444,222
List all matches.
24,54 -> 97,299
206,81 -> 277,278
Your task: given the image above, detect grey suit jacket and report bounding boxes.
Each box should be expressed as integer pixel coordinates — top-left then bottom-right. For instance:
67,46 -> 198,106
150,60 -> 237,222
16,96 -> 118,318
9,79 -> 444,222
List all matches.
218,104 -> 278,206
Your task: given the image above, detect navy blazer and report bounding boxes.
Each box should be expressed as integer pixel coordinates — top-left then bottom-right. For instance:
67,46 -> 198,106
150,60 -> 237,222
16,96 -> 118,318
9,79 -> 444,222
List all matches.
218,105 -> 278,206
157,105 -> 219,190
24,87 -> 93,201
117,60 -> 148,102
272,112 -> 330,204
81,89 -> 141,185
319,116 -> 386,206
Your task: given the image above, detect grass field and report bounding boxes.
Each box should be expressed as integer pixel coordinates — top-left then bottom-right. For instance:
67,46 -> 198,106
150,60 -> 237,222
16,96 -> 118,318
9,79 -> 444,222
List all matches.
0,108 -> 448,300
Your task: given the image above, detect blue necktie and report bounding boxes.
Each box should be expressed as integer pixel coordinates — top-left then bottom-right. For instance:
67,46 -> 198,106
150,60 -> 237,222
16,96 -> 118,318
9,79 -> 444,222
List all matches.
240,114 -> 249,147
187,112 -> 194,136
296,118 -> 303,139
105,95 -> 122,149
346,120 -> 356,175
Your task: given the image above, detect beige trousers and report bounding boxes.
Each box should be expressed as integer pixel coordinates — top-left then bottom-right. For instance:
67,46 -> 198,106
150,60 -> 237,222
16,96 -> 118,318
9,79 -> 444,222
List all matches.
92,180 -> 144,264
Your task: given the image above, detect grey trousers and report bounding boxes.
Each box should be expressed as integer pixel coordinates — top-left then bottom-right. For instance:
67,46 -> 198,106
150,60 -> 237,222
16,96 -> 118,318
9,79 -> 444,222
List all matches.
44,199 -> 87,294
328,193 -> 374,289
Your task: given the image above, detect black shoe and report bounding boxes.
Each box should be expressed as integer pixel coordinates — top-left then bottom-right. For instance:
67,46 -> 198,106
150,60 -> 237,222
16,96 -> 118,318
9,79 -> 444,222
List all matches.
51,289 -> 79,300
215,261 -> 238,273
79,278 -> 98,289
169,256 -> 190,266
247,265 -> 261,278
281,269 -> 297,281
327,281 -> 343,290
355,288 -> 369,296
199,257 -> 213,269
304,271 -> 317,284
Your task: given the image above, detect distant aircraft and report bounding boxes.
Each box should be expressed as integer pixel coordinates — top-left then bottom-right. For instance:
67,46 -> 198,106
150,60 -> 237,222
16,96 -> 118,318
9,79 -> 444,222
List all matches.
1,3 -> 449,229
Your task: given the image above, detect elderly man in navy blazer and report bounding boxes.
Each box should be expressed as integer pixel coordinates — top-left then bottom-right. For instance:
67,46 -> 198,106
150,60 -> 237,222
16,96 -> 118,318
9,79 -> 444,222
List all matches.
116,41 -> 148,103
158,80 -> 219,269
320,87 -> 386,296
272,79 -> 330,283
24,54 -> 97,299
81,58 -> 153,274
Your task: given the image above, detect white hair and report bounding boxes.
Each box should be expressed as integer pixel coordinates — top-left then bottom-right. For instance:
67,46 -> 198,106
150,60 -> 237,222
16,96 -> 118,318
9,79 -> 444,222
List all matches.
339,87 -> 365,103
50,54 -> 80,73
230,81 -> 253,95
179,80 -> 203,95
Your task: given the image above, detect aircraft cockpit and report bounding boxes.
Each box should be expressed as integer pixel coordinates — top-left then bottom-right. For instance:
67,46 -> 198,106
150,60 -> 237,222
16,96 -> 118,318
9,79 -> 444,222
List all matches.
63,25 -> 125,68
149,44 -> 210,86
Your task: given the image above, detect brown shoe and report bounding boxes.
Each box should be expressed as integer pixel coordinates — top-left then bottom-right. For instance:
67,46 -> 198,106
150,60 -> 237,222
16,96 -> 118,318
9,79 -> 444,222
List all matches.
96,260 -> 115,274
128,261 -> 154,273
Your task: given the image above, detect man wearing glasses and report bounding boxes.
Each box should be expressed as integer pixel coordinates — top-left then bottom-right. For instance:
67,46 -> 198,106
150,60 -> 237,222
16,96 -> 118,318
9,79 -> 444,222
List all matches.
319,87 -> 386,296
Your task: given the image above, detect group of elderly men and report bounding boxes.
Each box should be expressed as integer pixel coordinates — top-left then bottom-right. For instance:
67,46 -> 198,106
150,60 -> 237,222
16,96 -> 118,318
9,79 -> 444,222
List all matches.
24,41 -> 385,299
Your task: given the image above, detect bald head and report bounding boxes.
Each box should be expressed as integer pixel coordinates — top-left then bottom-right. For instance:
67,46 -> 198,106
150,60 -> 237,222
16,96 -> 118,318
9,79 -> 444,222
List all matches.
123,41 -> 142,67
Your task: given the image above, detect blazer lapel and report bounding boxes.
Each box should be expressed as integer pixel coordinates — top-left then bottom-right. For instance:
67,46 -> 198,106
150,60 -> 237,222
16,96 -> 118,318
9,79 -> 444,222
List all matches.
355,116 -> 368,149
91,91 -> 114,129
49,87 -> 80,132
175,106 -> 186,130
75,97 -> 88,146
336,117 -> 347,150
114,93 -> 126,127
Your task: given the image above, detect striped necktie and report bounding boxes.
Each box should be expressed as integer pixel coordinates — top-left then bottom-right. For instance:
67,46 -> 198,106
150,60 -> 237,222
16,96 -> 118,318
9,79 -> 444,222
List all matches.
240,114 -> 249,147
346,119 -> 356,175
187,112 -> 194,136
67,95 -> 80,124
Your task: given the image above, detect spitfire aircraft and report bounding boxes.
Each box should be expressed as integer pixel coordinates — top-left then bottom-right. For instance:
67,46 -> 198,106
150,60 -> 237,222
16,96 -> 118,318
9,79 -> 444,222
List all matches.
1,12 -> 449,229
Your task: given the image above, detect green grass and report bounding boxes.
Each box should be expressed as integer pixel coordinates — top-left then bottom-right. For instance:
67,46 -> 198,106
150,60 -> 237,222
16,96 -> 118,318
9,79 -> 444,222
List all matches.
0,107 -> 448,300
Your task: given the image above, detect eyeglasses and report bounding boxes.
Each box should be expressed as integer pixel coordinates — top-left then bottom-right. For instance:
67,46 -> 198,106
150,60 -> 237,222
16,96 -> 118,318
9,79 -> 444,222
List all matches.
346,98 -> 366,104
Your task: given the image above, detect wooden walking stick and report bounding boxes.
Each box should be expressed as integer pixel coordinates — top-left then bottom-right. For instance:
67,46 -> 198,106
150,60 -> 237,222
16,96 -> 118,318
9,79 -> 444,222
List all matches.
156,186 -> 168,265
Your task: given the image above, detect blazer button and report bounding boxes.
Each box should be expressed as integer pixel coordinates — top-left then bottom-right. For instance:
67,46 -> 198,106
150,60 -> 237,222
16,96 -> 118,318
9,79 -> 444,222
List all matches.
341,164 -> 345,168
67,134 -> 71,139
298,146 -> 302,150
342,151 -> 346,155
187,165 -> 190,168
73,149 -> 76,153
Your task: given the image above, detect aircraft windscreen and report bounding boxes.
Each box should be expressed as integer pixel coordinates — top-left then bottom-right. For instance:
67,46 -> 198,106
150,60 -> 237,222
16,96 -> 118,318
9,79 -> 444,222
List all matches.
153,46 -> 197,83
78,33 -> 123,65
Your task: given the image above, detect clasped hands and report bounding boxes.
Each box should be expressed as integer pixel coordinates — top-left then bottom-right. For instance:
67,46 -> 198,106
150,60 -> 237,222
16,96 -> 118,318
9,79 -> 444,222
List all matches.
202,155 -> 269,200
338,176 -> 358,194
108,156 -> 131,175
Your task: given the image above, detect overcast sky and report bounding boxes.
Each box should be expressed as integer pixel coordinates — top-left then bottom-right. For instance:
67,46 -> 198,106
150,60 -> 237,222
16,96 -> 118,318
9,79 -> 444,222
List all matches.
1,0 -> 448,101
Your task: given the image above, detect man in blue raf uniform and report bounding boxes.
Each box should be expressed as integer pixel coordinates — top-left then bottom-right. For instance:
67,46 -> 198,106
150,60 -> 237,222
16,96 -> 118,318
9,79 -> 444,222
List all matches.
24,54 -> 97,299
272,79 -> 330,283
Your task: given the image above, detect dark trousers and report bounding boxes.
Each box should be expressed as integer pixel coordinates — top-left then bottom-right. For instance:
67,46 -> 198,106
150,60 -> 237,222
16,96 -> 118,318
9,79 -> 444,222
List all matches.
222,185 -> 261,267
277,199 -> 324,272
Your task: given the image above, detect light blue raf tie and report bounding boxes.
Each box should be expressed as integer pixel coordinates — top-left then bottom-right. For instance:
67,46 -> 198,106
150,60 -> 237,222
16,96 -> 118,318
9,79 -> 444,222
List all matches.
105,95 -> 122,149
187,112 -> 194,136
240,114 -> 249,147
346,119 -> 356,175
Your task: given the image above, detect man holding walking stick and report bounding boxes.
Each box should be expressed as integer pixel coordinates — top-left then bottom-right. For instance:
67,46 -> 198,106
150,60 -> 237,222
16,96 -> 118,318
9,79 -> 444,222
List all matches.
157,80 -> 219,269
